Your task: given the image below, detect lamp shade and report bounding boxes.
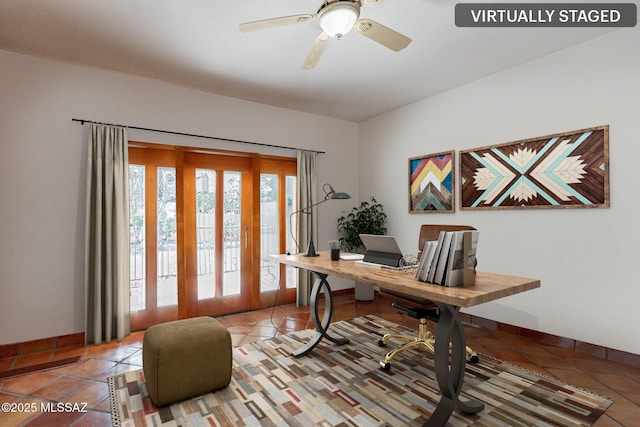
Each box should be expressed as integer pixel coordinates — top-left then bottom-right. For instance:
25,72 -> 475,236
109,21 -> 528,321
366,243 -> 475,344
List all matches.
323,184 -> 351,200
318,2 -> 360,38
331,191 -> 351,199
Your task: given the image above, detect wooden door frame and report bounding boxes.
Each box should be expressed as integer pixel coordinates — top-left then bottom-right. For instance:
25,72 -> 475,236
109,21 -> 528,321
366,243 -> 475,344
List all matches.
182,151 -> 255,318
128,142 -> 297,330
257,157 -> 297,309
129,144 -> 179,331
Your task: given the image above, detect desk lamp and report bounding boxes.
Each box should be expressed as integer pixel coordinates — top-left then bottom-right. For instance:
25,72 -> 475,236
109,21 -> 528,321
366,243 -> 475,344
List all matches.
291,183 -> 351,257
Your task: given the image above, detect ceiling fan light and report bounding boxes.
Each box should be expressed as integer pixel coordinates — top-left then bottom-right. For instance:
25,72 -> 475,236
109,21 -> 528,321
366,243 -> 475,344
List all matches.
319,3 -> 359,38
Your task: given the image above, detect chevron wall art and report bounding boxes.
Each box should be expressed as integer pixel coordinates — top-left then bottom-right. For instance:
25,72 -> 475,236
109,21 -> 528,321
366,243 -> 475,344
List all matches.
460,125 -> 609,210
409,151 -> 455,213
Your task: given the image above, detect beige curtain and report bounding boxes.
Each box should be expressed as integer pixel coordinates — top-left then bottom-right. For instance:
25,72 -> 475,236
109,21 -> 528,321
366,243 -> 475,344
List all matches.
84,124 -> 131,344
296,150 -> 317,306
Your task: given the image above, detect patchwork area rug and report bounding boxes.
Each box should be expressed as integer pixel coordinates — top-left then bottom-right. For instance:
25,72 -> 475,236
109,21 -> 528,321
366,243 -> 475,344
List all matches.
109,315 -> 613,426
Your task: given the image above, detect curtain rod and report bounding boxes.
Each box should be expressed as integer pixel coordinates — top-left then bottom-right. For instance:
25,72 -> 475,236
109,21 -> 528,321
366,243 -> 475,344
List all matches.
71,118 -> 325,154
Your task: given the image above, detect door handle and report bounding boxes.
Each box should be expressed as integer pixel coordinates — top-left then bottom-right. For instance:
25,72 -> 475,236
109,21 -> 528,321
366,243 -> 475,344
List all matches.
244,226 -> 248,249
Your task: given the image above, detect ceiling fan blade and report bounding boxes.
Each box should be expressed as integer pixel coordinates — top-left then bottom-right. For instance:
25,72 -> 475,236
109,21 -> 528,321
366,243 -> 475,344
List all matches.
301,33 -> 330,70
239,14 -> 313,32
355,19 -> 411,51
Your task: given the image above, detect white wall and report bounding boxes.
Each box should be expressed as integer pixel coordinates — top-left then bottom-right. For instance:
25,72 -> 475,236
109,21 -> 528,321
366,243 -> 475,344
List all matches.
4,27 -> 639,353
358,27 -> 640,355
0,50 -> 358,345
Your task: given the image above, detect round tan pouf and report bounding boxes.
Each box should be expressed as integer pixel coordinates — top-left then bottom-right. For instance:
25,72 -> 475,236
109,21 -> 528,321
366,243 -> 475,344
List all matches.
143,316 -> 232,407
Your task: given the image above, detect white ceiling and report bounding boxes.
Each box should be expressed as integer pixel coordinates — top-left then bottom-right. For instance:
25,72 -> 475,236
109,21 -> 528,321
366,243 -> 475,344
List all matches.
0,0 -> 618,122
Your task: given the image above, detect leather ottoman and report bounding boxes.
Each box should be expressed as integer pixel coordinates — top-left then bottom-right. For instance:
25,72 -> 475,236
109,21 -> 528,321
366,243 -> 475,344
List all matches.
142,316 -> 232,406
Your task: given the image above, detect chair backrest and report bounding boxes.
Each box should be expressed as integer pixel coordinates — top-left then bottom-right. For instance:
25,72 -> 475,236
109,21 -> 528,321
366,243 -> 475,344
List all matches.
418,224 -> 476,258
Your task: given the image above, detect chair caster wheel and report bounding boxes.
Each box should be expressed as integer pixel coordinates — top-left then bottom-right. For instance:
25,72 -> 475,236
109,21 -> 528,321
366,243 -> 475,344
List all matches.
379,361 -> 391,371
469,355 -> 479,363
378,339 -> 386,347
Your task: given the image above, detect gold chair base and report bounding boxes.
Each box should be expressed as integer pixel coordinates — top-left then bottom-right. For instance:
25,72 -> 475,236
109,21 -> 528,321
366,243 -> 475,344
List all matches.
378,318 -> 479,370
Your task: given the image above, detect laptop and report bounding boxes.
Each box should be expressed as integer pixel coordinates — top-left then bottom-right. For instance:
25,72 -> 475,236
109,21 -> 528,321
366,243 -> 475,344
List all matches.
359,234 -> 404,268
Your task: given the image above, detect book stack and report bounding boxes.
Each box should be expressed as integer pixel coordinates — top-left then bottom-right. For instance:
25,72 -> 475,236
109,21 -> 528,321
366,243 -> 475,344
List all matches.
414,230 -> 479,287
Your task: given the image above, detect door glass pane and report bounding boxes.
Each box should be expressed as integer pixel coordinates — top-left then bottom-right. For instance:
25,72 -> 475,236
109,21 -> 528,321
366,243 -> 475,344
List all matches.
285,175 -> 298,289
157,167 -> 177,307
196,169 -> 216,300
129,165 -> 146,311
223,171 -> 241,296
260,174 -> 279,292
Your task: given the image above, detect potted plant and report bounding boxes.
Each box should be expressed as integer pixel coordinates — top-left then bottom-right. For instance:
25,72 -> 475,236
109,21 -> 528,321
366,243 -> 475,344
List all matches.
337,197 -> 387,253
337,197 -> 387,301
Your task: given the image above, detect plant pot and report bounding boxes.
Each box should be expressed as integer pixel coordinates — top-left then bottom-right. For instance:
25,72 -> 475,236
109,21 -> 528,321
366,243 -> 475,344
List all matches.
355,281 -> 374,302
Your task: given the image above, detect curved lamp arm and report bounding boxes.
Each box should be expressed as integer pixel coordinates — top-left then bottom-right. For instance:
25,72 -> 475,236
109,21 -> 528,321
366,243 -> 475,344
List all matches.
288,183 -> 351,256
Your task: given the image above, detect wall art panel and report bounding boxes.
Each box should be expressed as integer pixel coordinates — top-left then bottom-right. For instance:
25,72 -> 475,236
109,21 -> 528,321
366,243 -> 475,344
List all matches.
460,125 -> 609,210
409,151 -> 455,213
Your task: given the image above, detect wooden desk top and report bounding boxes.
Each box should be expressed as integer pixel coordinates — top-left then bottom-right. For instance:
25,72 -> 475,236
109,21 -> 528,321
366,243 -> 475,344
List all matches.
271,252 -> 540,308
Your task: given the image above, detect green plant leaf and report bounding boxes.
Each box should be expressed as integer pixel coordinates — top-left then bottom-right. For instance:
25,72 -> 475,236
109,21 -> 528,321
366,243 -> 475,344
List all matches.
336,197 -> 387,253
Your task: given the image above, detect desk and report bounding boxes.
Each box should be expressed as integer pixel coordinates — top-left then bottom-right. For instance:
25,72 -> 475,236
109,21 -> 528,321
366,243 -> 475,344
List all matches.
271,252 -> 540,427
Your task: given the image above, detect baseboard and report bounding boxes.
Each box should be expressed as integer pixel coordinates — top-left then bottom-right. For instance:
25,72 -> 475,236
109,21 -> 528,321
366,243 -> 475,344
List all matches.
0,356 -> 82,379
369,289 -> 640,368
0,332 -> 85,359
330,288 -> 356,297
458,311 -> 640,368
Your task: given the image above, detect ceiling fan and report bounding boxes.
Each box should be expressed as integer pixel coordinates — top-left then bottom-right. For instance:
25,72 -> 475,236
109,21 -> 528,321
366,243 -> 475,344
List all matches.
239,0 -> 411,70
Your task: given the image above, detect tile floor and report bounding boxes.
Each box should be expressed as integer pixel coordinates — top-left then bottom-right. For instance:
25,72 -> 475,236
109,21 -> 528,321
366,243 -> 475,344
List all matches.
1,293 -> 639,426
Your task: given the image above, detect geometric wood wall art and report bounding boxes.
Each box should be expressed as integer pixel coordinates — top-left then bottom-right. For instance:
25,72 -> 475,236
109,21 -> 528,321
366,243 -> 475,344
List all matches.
409,150 -> 455,213
460,125 -> 609,210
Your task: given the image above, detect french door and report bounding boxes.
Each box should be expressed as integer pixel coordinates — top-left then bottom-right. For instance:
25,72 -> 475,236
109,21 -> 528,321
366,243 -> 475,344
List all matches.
258,158 -> 298,309
128,145 -> 297,331
129,147 -> 179,330
182,151 -> 253,317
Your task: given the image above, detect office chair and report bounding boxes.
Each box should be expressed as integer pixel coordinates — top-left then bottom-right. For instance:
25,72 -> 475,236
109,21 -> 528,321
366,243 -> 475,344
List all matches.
377,224 -> 479,370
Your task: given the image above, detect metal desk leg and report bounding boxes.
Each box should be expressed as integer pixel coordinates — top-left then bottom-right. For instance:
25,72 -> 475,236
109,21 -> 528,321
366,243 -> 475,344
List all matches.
425,303 -> 484,427
291,272 -> 350,358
